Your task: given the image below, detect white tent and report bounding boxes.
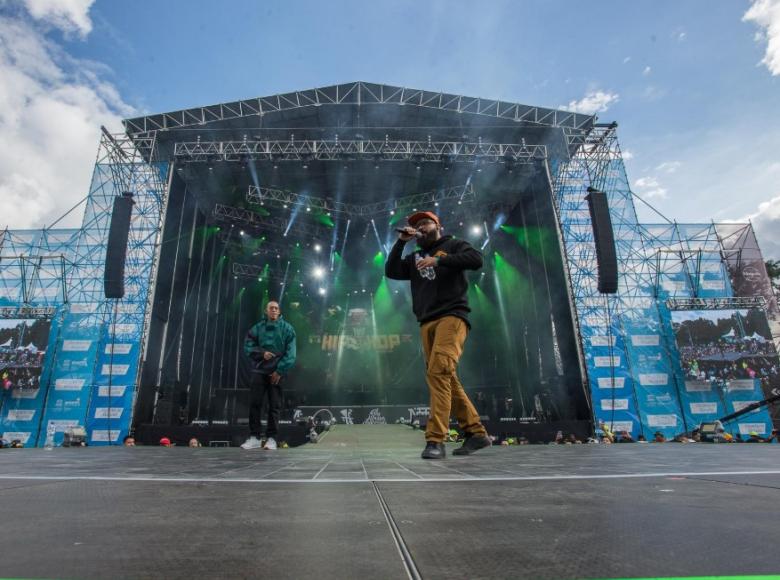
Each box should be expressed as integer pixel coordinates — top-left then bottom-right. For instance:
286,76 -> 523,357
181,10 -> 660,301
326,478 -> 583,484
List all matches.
748,332 -> 766,343
0,338 -> 12,348
23,343 -> 38,353
721,328 -> 736,338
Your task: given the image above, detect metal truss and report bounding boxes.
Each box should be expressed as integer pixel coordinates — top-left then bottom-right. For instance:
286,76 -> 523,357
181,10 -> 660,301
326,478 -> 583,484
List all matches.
667,296 -> 766,311
174,139 -> 546,165
213,204 -> 331,240
124,81 -> 594,136
247,183 -> 476,217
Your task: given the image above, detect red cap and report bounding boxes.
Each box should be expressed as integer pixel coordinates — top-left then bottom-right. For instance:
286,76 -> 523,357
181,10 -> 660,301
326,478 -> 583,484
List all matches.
407,211 -> 440,226
159,437 -> 171,446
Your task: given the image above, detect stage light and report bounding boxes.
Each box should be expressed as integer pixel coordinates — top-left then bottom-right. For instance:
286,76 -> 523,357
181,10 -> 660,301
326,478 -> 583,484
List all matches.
258,277 -> 263,282
390,210 -> 395,215
318,287 -> 326,296
434,202 -> 439,207
313,266 -> 326,279
314,244 -> 322,252
471,225 -> 482,236
240,230 -> 245,236
306,207 -> 311,212
283,204 -> 288,209
503,151 -> 516,172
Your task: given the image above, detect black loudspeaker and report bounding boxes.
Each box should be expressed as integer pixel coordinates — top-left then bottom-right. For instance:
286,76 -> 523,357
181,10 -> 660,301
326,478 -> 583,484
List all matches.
104,193 -> 134,299
585,187 -> 618,294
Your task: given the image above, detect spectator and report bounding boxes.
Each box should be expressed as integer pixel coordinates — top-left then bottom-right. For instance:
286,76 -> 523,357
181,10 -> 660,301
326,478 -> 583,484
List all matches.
122,435 -> 135,447
159,437 -> 172,447
617,430 -> 634,443
746,431 -> 763,443
653,431 -> 666,443
188,437 -> 201,448
637,434 -> 647,443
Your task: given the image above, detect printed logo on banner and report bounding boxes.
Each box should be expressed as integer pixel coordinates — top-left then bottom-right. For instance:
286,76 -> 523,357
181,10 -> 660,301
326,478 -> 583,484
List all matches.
685,381 -> 711,393
631,335 -> 660,347
728,380 -> 756,392
639,373 -> 668,386
101,364 -> 130,376
732,401 -> 759,413
646,393 -> 674,405
111,324 -> 137,335
58,359 -> 90,371
94,407 -> 123,419
647,414 -> 678,427
597,377 -> 625,389
90,429 -> 123,442
1,431 -> 31,443
104,344 -> 133,355
52,397 -> 82,410
590,336 -> 617,347
98,385 -> 128,398
12,389 -> 40,399
600,399 -> 629,411
55,379 -> 86,391
594,356 -> 621,368
738,423 -> 767,435
690,402 -> 718,415
701,280 -> 725,291
6,409 -> 35,421
637,353 -> 663,365
48,420 -> 79,432
62,340 -> 92,352
602,421 -> 634,433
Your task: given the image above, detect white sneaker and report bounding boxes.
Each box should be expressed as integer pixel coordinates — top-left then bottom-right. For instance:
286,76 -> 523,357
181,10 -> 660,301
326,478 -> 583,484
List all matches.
240,436 -> 263,450
263,437 -> 277,450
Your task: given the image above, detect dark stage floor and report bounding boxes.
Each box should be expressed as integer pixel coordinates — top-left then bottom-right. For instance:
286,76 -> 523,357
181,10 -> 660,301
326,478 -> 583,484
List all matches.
1,425 -> 780,579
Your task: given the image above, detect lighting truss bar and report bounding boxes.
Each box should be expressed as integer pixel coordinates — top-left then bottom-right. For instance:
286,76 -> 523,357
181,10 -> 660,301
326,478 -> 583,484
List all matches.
174,139 -> 546,164
247,183 -> 475,217
213,204 -> 330,239
666,296 -> 767,311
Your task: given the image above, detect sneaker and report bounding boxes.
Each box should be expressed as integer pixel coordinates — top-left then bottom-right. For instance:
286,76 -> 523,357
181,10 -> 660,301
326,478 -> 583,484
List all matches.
453,434 -> 492,456
263,437 -> 278,450
240,436 -> 263,450
421,441 -> 446,459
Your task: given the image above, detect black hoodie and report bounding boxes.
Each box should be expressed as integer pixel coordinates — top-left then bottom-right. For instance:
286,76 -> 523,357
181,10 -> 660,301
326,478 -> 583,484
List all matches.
385,235 -> 483,327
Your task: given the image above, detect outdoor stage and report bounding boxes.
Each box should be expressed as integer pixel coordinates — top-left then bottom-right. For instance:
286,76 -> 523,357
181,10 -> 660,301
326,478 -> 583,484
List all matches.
1,425 -> 779,579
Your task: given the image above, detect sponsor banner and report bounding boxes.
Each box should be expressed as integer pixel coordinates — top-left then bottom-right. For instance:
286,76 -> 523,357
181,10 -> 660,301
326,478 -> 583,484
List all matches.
690,402 -> 718,415
62,340 -> 93,352
738,423 -> 768,435
50,396 -> 86,414
728,379 -> 756,392
594,356 -> 621,368
55,357 -> 92,372
111,324 -> 138,336
639,373 -> 668,386
11,388 -> 40,400
600,399 -> 629,411
1,431 -> 31,444
645,392 -> 675,406
6,409 -> 35,421
602,421 -> 634,434
98,385 -> 128,398
90,429 -> 124,443
590,335 -> 617,347
55,378 -> 86,391
685,380 -> 711,393
94,407 -> 124,419
646,414 -> 678,427
732,401 -> 759,413
100,364 -> 130,376
631,335 -> 660,347
597,376 -> 626,389
104,343 -> 133,355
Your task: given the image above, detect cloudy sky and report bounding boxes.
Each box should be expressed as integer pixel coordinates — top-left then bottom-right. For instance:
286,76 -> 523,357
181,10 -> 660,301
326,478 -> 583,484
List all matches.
1,0 -> 779,257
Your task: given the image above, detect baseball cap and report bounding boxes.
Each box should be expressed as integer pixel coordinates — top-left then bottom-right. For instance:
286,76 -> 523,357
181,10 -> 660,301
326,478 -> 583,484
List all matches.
407,211 -> 440,226
159,437 -> 171,446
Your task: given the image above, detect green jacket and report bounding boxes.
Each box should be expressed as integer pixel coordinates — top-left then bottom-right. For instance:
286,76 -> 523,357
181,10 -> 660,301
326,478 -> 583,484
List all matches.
243,315 -> 297,375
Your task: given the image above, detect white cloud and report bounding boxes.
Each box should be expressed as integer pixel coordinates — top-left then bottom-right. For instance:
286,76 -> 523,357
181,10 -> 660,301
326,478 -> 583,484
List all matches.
744,194 -> 780,259
22,0 -> 95,38
642,66 -> 652,76
621,149 -> 634,160
656,161 -> 681,173
0,11 -> 133,230
678,31 -> 687,42
633,176 -> 668,199
563,90 -> 619,115
743,0 -> 780,76
623,56 -> 631,64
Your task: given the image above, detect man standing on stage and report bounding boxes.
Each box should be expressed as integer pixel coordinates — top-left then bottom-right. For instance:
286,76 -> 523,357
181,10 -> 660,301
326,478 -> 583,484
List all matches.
385,211 -> 491,459
241,300 -> 296,450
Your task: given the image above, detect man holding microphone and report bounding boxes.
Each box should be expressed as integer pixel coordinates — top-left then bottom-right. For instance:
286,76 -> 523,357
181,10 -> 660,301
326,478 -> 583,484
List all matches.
385,211 -> 491,459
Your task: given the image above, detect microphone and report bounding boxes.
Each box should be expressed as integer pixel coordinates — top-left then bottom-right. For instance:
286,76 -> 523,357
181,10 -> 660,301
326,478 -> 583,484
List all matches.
395,228 -> 422,238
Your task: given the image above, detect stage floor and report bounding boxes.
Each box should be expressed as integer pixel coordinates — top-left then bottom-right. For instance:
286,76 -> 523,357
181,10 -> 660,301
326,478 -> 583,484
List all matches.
1,425 -> 780,579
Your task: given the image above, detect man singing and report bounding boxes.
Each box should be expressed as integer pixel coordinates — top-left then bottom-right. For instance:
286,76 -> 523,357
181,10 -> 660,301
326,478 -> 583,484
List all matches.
241,300 -> 296,450
385,211 -> 491,459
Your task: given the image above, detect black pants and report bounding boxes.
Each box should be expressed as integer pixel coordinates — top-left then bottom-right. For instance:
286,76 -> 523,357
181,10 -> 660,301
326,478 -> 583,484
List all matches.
249,373 -> 282,438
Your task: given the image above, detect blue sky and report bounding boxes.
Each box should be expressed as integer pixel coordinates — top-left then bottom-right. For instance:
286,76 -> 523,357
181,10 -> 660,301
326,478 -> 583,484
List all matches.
2,0 -> 780,257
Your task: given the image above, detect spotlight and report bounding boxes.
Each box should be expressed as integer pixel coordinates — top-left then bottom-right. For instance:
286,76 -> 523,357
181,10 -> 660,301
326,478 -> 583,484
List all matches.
390,210 -> 395,215
240,230 -> 245,236
503,151 -> 516,172
306,207 -> 311,212
314,244 -> 322,252
318,287 -> 326,296
441,153 -> 453,171
313,266 -> 326,279
471,225 -> 482,236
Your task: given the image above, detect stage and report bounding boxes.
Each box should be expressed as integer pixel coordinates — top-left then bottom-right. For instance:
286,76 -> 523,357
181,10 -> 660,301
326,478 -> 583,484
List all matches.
1,425 -> 779,579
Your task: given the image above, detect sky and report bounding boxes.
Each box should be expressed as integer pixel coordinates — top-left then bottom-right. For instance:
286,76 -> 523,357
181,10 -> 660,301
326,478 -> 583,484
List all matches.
1,0 -> 780,257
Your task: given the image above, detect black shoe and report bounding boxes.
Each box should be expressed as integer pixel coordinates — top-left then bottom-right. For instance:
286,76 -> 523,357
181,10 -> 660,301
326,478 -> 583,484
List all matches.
453,434 -> 491,455
421,442 -> 446,459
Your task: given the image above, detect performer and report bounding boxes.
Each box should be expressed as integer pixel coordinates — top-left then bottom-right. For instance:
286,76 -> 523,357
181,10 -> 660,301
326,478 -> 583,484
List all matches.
385,211 -> 491,459
241,300 -> 297,450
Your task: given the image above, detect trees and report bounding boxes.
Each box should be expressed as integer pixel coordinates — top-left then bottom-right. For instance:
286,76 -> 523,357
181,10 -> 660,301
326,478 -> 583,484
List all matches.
766,260 -> 780,296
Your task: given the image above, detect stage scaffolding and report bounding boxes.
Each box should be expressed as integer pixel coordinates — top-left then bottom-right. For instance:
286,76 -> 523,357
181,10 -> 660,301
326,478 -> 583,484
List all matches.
551,124 -> 777,438
0,130 -> 169,446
